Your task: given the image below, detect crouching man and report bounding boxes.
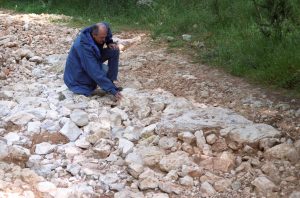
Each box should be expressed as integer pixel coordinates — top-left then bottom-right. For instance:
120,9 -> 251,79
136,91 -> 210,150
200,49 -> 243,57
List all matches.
64,22 -> 122,101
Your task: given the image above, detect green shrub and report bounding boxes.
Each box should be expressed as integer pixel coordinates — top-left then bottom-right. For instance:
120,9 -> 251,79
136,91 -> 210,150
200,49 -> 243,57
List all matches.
252,0 -> 297,39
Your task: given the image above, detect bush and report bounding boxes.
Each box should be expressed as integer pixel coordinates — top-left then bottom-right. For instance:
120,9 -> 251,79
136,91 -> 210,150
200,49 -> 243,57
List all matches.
252,0 -> 296,39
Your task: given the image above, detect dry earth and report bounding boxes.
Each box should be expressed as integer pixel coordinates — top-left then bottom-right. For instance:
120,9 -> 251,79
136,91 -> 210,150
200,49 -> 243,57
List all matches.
0,10 -> 299,198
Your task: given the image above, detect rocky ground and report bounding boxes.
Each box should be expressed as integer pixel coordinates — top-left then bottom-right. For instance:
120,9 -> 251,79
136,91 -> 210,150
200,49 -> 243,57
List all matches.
0,10 -> 299,198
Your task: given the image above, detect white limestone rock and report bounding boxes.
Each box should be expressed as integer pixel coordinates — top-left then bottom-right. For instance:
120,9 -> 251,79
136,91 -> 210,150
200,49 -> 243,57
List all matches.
70,109 -> 89,127
60,120 -> 82,141
140,124 -> 157,138
114,189 -> 145,198
100,173 -> 119,186
37,181 -> 57,193
200,181 -> 216,197
75,138 -> 90,149
139,176 -> 159,190
35,142 -> 57,155
158,136 -> 177,150
15,48 -> 34,59
128,163 -> 144,178
213,151 -> 235,172
137,146 -> 165,167
252,176 -> 278,195
4,132 -> 20,145
178,131 -> 195,144
0,140 -> 9,160
179,175 -> 194,186
93,139 -> 112,158
159,181 -> 182,194
125,152 -> 143,165
110,113 -> 122,127
290,191 -> 300,198
41,119 -> 60,132
110,107 -> 129,120
9,145 -> 31,163
4,111 -> 35,125
220,124 -> 281,144
264,143 -> 299,162
64,145 -> 82,158
67,164 -> 81,176
159,151 -> 193,172
214,179 -> 233,192
182,34 -> 192,41
29,56 -> 43,63
118,138 -> 134,155
145,192 -> 169,198
206,134 -> 217,144
27,121 -> 41,133
164,170 -> 179,181
194,130 -> 206,148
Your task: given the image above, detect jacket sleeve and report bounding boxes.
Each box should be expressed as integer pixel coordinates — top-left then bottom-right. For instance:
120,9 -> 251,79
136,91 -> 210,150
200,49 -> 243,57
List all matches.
103,22 -> 114,45
79,45 -> 118,95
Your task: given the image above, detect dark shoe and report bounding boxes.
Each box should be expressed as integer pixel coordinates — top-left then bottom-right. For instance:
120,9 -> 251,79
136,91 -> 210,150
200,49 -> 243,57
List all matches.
92,89 -> 107,97
116,86 -> 123,91
111,80 -> 123,91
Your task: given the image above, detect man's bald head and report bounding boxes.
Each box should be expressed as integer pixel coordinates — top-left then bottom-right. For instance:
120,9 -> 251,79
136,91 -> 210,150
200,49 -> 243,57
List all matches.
92,23 -> 108,35
91,23 -> 108,44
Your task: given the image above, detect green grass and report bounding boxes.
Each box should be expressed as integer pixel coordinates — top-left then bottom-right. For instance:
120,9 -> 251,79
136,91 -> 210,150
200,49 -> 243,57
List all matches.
0,0 -> 299,95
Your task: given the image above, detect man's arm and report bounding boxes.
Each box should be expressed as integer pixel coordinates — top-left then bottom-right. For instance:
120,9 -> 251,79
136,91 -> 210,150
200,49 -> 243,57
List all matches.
101,22 -> 119,50
101,22 -> 113,45
79,45 -> 118,96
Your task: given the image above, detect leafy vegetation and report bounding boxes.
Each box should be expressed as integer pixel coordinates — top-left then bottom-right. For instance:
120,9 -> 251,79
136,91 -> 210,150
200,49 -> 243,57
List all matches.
0,0 -> 299,93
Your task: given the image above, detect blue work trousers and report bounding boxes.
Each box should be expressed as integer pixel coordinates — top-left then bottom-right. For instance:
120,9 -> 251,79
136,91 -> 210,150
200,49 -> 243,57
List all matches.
101,48 -> 119,82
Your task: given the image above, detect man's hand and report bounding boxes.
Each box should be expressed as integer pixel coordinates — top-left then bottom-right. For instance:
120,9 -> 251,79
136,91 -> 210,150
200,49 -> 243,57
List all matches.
114,92 -> 123,101
108,43 -> 119,50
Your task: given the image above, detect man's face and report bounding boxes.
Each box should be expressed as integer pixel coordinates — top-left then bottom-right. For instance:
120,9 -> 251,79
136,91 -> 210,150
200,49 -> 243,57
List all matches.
93,31 -> 107,44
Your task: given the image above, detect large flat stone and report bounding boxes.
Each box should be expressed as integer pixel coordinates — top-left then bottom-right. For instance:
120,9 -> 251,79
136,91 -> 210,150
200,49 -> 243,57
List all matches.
157,107 -> 252,135
220,124 -> 281,144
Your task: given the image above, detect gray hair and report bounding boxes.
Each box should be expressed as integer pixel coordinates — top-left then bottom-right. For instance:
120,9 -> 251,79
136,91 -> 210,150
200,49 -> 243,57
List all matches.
91,23 -> 107,36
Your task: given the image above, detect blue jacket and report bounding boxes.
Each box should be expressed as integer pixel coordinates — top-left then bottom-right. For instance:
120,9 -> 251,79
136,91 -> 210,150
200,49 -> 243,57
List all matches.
63,23 -> 118,96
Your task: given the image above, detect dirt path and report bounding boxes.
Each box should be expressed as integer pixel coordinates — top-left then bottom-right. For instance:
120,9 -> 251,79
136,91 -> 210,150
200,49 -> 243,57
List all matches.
0,10 -> 299,198
119,35 -> 300,140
